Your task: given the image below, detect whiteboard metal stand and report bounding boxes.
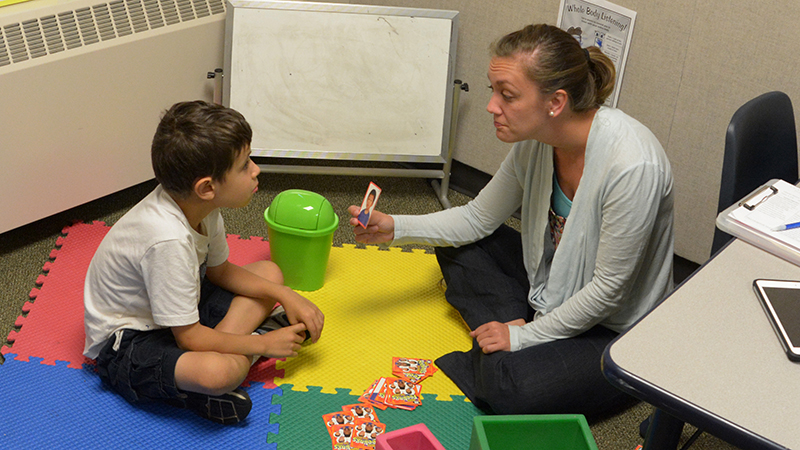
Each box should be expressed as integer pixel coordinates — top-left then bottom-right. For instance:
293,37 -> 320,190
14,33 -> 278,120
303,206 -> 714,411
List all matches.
431,79 -> 468,209
208,68 -> 223,106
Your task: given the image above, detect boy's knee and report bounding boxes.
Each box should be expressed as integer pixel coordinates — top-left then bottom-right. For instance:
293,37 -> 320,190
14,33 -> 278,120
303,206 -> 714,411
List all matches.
211,355 -> 250,393
182,353 -> 250,396
246,260 -> 284,285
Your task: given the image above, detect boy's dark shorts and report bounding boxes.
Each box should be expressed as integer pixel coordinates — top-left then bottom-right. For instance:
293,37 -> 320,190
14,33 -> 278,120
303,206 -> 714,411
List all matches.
95,278 -> 236,404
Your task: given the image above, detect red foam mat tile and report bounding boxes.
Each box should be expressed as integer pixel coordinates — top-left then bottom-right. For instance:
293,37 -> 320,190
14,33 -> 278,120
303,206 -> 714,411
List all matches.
2,222 -> 275,383
2,222 -> 108,367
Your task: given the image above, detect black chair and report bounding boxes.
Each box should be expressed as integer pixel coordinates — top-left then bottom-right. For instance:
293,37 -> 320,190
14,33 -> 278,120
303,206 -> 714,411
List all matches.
711,91 -> 799,255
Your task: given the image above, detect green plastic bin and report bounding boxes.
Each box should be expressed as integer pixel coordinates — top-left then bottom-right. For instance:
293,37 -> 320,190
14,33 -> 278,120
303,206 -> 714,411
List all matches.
264,189 -> 339,291
469,415 -> 598,450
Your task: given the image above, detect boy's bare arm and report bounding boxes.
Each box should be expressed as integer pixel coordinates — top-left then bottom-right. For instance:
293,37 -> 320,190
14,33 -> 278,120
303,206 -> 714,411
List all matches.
172,321 -> 306,358
205,261 -> 325,343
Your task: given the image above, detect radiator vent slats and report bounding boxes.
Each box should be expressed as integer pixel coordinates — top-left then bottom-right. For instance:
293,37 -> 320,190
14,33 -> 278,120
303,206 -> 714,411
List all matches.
93,4 -> 115,41
0,0 -> 225,67
5,23 -> 27,64
192,0 -> 210,18
142,0 -> 165,29
0,33 -> 9,67
208,0 -> 224,16
161,0 -> 180,26
76,7 -> 100,46
127,0 -> 148,33
41,15 -> 65,54
58,11 -> 83,50
23,19 -> 47,59
176,0 -> 194,23
109,1 -> 132,37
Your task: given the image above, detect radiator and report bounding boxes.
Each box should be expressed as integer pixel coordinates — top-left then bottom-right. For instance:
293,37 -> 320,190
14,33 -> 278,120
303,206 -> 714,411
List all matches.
0,0 -> 226,234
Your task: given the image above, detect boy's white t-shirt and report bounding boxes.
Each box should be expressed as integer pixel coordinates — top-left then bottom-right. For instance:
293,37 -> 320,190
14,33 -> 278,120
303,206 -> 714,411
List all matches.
83,185 -> 230,359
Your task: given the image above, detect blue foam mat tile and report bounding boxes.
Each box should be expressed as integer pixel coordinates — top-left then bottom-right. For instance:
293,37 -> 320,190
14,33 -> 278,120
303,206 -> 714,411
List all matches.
0,355 -> 281,448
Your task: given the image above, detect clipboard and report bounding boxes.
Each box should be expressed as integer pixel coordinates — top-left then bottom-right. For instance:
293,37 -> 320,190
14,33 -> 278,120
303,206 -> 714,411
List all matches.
716,179 -> 800,267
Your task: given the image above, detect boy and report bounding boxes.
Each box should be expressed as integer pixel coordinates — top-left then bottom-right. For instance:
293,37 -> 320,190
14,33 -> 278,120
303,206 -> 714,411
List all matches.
84,101 -> 324,424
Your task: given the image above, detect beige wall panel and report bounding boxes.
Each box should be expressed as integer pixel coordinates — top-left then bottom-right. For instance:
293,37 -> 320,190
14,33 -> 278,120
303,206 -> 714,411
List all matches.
669,1 -> 800,263
611,0 -> 694,146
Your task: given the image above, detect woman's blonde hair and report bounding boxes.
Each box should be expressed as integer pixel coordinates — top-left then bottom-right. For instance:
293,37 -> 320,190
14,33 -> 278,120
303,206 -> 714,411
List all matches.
492,24 -> 616,112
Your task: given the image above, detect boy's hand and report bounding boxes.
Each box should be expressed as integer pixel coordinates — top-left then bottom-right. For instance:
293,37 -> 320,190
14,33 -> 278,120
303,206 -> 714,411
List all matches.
347,205 -> 395,244
258,323 -> 307,358
281,289 -> 325,343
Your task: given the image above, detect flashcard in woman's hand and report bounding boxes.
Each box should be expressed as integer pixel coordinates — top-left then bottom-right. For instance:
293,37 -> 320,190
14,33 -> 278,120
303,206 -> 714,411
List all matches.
357,182 -> 381,228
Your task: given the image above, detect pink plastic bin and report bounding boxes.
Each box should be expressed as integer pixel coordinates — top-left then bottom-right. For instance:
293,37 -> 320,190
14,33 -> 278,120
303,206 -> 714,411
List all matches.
376,423 -> 446,450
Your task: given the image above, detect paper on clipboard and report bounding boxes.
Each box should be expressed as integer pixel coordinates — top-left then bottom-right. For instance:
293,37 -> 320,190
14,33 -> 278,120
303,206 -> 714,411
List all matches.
717,179 -> 800,264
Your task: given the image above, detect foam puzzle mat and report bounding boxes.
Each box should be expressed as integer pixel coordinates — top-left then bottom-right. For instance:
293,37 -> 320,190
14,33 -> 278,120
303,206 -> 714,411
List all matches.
1,221 -> 482,448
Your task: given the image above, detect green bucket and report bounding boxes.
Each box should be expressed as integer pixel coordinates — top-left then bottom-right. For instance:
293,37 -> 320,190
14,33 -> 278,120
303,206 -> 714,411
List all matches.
264,189 -> 339,291
469,415 -> 598,450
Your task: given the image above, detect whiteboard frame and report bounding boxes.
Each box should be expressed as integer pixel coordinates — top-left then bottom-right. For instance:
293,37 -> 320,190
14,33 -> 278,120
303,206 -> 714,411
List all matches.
223,0 -> 459,167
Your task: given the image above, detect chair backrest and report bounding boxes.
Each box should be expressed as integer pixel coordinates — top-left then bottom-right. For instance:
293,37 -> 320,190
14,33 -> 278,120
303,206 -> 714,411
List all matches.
712,91 -> 799,255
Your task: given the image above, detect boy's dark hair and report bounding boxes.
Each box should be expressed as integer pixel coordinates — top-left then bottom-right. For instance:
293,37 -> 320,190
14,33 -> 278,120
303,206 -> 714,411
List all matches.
151,100 -> 253,197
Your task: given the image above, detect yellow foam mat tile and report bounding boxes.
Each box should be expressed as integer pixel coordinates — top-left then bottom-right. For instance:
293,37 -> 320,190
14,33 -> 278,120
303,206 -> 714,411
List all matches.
276,244 -> 473,401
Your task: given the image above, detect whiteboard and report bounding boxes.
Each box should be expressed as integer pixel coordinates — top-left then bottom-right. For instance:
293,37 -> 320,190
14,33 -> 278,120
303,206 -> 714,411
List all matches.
223,1 -> 458,163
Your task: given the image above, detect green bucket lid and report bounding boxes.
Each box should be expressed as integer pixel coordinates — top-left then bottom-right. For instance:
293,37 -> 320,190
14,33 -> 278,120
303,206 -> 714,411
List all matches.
264,189 -> 339,236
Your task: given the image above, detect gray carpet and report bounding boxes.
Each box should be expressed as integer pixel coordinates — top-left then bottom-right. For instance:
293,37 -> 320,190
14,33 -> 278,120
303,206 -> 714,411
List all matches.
0,171 -> 738,449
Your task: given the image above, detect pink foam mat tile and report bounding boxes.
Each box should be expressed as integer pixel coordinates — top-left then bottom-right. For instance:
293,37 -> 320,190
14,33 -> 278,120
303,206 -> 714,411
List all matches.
2,221 -> 277,385
245,355 -> 285,388
226,234 -> 271,265
2,222 -> 108,368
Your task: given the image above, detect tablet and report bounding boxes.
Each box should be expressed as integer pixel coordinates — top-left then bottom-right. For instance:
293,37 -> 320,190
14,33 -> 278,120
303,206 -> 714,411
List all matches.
753,279 -> 800,361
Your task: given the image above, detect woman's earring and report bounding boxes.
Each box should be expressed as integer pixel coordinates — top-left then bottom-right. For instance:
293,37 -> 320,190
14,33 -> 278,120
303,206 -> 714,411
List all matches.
549,111 -> 555,117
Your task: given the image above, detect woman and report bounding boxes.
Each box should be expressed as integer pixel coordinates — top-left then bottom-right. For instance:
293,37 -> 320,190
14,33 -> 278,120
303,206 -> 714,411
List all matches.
349,24 -> 673,416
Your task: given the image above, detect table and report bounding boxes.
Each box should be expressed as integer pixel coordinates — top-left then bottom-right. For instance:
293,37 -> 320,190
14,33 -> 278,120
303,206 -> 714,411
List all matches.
602,239 -> 800,449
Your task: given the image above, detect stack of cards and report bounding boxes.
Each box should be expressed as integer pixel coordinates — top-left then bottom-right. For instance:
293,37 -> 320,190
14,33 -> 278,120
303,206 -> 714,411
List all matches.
359,376 -> 422,411
357,357 -> 437,411
392,357 -> 438,383
323,404 -> 384,450
322,358 -> 438,449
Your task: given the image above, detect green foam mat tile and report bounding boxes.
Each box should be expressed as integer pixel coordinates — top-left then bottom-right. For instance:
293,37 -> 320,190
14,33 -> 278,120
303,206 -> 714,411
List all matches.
269,384 -> 484,449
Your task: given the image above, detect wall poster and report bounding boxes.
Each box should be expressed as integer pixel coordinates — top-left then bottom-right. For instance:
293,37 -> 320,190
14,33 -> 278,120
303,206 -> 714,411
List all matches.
557,0 -> 636,107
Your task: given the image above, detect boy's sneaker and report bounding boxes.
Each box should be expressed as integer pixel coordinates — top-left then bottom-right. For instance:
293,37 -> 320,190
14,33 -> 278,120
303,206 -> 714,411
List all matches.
255,305 -> 310,342
183,388 -> 252,425
255,305 -> 291,334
